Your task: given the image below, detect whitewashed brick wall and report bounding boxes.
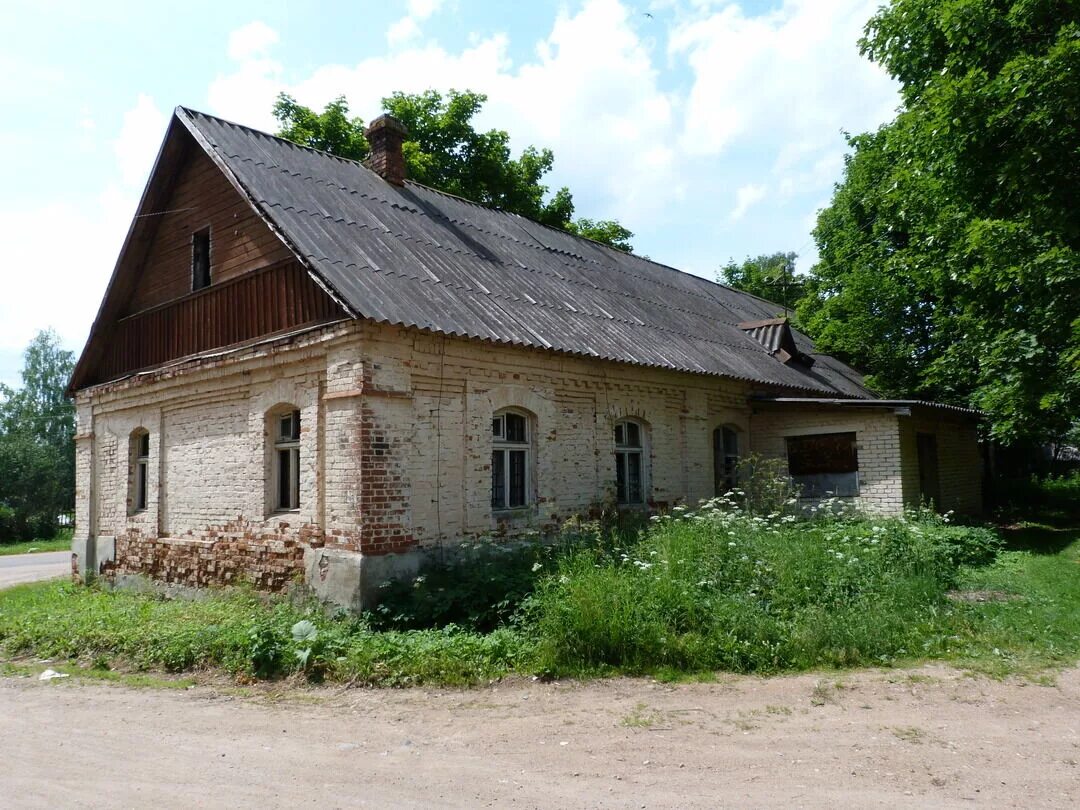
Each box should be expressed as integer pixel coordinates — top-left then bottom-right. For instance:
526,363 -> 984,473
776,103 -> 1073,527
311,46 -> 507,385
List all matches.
899,411 -> 983,514
749,406 -> 905,514
75,319 -> 982,591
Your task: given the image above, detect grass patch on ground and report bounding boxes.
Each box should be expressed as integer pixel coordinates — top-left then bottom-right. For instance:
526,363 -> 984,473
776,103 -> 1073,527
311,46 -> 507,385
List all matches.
1,501 -> 1078,686
0,529 -> 72,556
0,580 -> 528,687
944,524 -> 1080,676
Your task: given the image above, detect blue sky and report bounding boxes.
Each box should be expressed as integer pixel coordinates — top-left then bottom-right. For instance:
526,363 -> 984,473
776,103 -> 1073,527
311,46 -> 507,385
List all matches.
0,0 -> 898,387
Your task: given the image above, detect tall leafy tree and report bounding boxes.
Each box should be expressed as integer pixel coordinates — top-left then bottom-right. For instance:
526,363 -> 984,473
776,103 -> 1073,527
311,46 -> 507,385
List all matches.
800,0 -> 1080,443
720,252 -> 804,315
0,330 -> 75,540
273,90 -> 633,252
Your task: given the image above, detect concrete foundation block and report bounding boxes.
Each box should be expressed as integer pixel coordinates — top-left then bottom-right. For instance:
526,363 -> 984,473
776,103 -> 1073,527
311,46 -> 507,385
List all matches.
303,547 -> 423,612
95,535 -> 116,569
71,536 -> 90,580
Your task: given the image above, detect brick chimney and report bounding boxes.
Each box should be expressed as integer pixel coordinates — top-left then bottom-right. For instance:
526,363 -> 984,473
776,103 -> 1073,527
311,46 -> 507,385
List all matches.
365,114 -> 407,185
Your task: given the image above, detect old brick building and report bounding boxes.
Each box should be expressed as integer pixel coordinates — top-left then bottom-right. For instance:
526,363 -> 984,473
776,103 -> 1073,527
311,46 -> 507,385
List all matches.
69,108 -> 981,609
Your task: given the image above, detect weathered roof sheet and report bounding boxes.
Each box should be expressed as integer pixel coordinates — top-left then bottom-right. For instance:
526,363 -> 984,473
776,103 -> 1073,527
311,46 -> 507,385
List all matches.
752,397 -> 981,417
177,107 -> 873,397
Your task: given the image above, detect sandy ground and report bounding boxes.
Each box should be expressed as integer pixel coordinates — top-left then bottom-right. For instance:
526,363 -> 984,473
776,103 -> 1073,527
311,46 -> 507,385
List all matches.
0,551 -> 69,588
1,665 -> 1077,809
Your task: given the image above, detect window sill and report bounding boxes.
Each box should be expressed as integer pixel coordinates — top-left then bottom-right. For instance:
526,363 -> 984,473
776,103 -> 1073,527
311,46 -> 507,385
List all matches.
492,505 -> 536,519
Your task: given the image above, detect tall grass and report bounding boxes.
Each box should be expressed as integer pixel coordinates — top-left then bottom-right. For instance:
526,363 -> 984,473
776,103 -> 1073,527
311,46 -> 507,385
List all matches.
3,497 -> 1077,685
0,581 -> 525,686
526,500 -> 1000,675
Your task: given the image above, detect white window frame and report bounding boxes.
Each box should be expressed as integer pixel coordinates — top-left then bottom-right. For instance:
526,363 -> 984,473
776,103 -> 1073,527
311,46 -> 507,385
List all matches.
491,409 -> 532,511
714,424 -> 740,496
273,409 -> 301,512
614,418 -> 647,506
131,430 -> 150,514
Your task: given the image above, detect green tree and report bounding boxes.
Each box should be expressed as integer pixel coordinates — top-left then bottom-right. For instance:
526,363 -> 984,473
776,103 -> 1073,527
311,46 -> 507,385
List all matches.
720,252 -> 804,314
0,330 -> 75,540
272,95 -> 368,160
272,90 -> 633,251
799,1 -> 1080,444
565,218 -> 635,253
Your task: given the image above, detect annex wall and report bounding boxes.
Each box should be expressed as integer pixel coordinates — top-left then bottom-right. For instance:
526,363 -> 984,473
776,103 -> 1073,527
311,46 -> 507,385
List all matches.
748,405 -> 904,514
898,410 -> 983,515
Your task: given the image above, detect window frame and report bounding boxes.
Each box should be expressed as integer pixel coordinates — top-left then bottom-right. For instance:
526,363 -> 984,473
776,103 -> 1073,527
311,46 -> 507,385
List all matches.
613,418 -> 647,506
191,227 -> 212,292
491,409 -> 532,511
130,430 -> 150,515
714,424 -> 740,496
272,408 -> 301,513
785,431 -> 860,498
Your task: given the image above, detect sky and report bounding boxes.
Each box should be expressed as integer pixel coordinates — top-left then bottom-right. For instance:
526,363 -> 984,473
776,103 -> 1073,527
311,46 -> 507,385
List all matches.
0,0 -> 899,388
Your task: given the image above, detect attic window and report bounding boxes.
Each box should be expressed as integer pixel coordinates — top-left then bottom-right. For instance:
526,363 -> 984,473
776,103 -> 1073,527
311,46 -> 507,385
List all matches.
192,228 -> 211,291
738,317 -> 814,368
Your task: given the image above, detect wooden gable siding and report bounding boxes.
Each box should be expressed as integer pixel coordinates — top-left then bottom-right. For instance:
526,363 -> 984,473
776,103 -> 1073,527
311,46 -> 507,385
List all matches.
94,260 -> 344,384
125,148 -> 293,315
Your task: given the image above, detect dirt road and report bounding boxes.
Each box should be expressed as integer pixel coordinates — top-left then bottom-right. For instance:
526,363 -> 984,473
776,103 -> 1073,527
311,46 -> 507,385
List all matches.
1,665 -> 1077,809
0,551 -> 69,589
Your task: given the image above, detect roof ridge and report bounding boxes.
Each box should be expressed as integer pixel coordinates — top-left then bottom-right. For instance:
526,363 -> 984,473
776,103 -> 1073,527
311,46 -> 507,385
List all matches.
177,105 -> 375,170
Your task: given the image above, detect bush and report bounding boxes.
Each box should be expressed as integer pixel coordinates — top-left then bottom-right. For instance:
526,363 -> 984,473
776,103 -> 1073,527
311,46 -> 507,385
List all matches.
0,504 -> 58,543
370,541 -> 549,632
525,501 -> 981,675
994,471 -> 1080,523
371,512 -> 649,633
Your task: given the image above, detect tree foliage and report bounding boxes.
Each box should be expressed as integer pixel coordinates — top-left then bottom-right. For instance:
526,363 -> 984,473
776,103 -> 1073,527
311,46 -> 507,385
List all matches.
800,0 -> 1080,444
0,330 -> 75,540
720,252 -> 805,315
272,90 -> 633,251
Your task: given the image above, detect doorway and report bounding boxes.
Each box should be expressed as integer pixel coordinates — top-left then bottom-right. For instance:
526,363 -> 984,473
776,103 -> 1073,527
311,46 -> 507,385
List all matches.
916,432 -> 941,508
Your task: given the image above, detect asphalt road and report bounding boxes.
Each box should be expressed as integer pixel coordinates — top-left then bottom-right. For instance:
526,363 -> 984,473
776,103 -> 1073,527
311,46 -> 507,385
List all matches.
0,551 -> 70,589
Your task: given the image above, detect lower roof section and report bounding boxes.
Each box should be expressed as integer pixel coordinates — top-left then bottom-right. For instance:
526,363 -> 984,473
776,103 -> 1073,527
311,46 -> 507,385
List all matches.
751,396 -> 981,418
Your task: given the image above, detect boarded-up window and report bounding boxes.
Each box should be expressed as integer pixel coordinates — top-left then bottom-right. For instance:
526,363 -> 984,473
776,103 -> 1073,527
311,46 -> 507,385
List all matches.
786,432 -> 859,498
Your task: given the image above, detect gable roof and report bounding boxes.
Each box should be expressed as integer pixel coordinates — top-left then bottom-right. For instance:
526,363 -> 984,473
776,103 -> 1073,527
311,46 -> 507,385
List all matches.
76,107 -> 874,397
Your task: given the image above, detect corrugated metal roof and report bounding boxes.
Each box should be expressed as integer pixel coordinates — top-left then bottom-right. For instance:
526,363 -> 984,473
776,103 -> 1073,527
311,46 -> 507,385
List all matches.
178,107 -> 874,397
752,397 -> 982,417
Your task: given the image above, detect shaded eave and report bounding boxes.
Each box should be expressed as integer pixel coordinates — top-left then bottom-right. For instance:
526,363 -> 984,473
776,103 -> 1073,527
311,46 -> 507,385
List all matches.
751,396 -> 981,418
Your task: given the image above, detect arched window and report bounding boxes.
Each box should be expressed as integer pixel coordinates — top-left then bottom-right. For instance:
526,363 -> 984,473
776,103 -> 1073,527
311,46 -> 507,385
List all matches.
492,409 -> 532,510
714,425 -> 740,496
272,407 -> 301,511
129,429 -> 150,514
614,419 -> 646,505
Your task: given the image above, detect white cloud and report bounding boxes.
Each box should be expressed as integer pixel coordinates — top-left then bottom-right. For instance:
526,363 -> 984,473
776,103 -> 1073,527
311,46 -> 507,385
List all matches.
113,93 -> 167,188
671,0 -> 895,158
209,1 -> 682,224
227,21 -> 279,62
0,192 -> 133,355
0,94 -> 165,356
386,0 -> 445,48
729,182 -> 767,221
407,0 -> 443,19
386,16 -> 421,47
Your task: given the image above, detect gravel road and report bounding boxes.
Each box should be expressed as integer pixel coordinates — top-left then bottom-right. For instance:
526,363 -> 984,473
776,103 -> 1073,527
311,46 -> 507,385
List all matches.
0,551 -> 69,589
1,664 -> 1077,808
